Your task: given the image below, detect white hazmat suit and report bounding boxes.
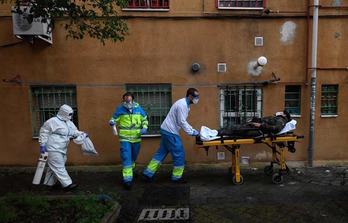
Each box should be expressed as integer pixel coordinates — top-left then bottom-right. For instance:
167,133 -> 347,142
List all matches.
39,104 -> 84,187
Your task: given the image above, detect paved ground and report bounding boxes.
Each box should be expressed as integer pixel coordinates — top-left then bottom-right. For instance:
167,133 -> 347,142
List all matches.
1,165 -> 348,222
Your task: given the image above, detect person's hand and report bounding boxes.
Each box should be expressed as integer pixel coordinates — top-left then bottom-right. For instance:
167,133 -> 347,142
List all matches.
85,133 -> 89,138
40,146 -> 46,153
192,130 -> 199,136
141,128 -> 147,135
253,122 -> 261,128
109,120 -> 115,126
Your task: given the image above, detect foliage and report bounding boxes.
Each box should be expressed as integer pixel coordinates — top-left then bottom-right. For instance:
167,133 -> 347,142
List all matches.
1,0 -> 129,45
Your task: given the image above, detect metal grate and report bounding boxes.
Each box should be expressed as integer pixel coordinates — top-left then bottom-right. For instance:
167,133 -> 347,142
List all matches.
321,85 -> 338,115
254,37 -> 263,46
219,86 -> 263,127
30,86 -> 78,137
126,84 -> 172,135
217,63 -> 227,72
127,0 -> 170,9
285,85 -> 301,116
138,208 -> 189,221
217,0 -> 264,8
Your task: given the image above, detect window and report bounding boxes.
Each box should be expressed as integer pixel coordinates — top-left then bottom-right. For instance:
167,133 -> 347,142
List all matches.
217,0 -> 264,9
125,84 -> 172,135
30,86 -> 78,137
126,0 -> 170,10
321,85 -> 338,116
285,85 -> 301,116
220,86 -> 263,127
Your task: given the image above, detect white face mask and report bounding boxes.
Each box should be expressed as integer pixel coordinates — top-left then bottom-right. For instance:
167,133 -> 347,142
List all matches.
124,102 -> 133,110
193,98 -> 199,104
275,112 -> 283,116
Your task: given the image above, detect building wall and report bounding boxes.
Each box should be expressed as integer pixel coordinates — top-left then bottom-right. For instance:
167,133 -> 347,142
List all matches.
0,0 -> 347,166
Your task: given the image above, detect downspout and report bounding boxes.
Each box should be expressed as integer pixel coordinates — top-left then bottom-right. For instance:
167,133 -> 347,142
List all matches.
306,0 -> 310,85
308,0 -> 319,167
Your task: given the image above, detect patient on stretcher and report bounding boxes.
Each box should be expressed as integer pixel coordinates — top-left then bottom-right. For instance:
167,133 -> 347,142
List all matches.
200,110 -> 296,141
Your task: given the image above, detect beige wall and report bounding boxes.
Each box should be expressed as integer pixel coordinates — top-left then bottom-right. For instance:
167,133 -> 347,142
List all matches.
1,0 -> 347,166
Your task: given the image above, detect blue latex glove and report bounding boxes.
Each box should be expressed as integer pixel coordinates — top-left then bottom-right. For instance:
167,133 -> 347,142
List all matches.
40,146 -> 46,153
85,133 -> 89,138
141,128 -> 147,135
109,120 -> 115,126
192,130 -> 199,136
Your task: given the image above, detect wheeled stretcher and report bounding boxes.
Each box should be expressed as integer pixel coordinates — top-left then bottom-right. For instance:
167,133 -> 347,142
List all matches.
195,133 -> 304,185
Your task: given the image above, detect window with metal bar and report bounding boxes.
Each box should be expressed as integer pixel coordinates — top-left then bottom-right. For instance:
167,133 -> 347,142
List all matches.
321,85 -> 338,116
30,86 -> 78,137
219,86 -> 263,127
125,84 -> 172,135
217,0 -> 264,9
127,0 -> 170,9
285,85 -> 301,116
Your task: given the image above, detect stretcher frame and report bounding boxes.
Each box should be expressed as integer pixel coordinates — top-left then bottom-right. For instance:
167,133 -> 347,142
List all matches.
196,133 -> 304,185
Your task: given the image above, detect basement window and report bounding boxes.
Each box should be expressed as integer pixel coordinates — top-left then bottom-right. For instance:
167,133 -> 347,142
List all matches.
124,0 -> 170,11
217,0 -> 264,10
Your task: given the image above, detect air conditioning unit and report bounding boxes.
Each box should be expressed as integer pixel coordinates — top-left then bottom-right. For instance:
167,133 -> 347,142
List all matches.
12,6 -> 52,44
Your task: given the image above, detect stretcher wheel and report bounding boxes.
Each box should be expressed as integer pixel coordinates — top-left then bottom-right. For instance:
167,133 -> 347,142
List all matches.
232,175 -> 244,185
272,173 -> 283,184
264,165 -> 273,176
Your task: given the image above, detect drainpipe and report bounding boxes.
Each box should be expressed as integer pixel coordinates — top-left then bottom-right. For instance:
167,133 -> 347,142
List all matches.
308,0 -> 319,167
306,0 -> 311,85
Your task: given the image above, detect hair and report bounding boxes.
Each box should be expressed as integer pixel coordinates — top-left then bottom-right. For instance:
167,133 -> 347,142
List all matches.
123,92 -> 134,100
186,88 -> 198,97
283,110 -> 291,121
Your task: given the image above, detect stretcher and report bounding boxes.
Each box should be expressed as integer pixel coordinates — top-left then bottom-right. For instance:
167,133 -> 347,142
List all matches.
196,133 -> 304,185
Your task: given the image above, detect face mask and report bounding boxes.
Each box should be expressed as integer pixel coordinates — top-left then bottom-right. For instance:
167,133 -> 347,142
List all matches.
124,102 -> 133,110
68,113 -> 73,120
193,98 -> 199,104
275,112 -> 283,116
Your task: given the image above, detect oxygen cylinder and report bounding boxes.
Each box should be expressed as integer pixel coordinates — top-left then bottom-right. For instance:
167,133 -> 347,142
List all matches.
32,152 -> 48,185
112,125 -> 118,136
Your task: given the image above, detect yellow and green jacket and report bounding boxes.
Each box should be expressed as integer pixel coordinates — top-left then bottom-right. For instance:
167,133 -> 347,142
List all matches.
110,102 -> 148,143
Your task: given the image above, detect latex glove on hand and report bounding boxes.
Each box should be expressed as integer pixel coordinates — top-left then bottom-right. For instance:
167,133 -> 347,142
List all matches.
40,146 -> 46,153
141,128 -> 147,135
192,130 -> 199,136
109,120 -> 115,126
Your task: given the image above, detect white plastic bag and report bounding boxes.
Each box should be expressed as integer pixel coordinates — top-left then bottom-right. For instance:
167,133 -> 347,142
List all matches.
200,126 -> 220,141
73,133 -> 98,156
278,120 -> 297,135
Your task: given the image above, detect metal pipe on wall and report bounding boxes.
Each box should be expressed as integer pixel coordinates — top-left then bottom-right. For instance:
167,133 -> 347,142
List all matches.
309,0 -> 319,168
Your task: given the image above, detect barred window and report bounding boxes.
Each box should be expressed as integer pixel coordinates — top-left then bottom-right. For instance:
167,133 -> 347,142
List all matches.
321,85 -> 338,116
217,0 -> 264,9
30,86 -> 78,137
126,0 -> 169,9
220,86 -> 263,127
126,84 -> 172,135
285,85 -> 301,116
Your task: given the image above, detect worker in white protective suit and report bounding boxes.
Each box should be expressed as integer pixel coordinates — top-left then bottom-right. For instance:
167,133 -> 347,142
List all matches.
39,104 -> 87,190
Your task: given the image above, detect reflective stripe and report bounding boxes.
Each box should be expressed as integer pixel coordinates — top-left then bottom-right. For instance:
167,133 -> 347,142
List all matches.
147,159 -> 161,172
52,132 -> 67,137
123,167 -> 133,181
172,166 -> 184,178
145,167 -> 155,174
119,126 -> 142,130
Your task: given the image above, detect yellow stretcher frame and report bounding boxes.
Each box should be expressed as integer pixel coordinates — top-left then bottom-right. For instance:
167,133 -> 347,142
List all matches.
196,134 -> 304,185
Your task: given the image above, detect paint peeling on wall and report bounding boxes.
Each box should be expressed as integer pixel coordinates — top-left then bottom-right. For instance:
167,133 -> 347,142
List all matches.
280,21 -> 296,44
331,0 -> 341,7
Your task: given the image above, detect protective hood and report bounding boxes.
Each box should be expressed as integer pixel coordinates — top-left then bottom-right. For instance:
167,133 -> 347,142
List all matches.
57,104 -> 74,121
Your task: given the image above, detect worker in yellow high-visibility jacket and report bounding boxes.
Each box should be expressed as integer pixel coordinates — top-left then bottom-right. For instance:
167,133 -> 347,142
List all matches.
109,92 -> 148,190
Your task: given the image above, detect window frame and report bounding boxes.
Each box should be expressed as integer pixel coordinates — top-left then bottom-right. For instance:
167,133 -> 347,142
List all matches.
123,0 -> 170,12
320,84 -> 338,117
284,85 -> 301,118
219,86 -> 263,128
216,0 -> 265,10
125,83 -> 172,137
30,85 -> 78,138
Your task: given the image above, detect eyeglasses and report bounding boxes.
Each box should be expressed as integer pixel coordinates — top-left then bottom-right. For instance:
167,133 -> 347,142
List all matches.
68,113 -> 73,116
193,94 -> 199,99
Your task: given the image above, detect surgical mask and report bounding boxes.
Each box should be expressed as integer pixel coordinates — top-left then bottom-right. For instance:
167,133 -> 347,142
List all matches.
124,102 -> 133,110
275,112 -> 283,116
193,98 -> 199,104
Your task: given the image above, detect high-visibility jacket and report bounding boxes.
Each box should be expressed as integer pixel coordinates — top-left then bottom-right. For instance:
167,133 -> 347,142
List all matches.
110,102 -> 148,143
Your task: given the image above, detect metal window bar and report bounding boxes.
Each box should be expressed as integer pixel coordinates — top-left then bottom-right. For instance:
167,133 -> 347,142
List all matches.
220,86 -> 263,127
321,85 -> 338,115
125,84 -> 172,135
285,85 -> 301,115
128,0 -> 169,8
218,0 -> 263,8
30,86 -> 78,137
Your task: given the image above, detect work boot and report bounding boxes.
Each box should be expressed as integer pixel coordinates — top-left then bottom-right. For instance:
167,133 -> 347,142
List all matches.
141,174 -> 153,183
123,182 -> 132,190
171,178 -> 188,184
64,184 -> 77,191
44,182 -> 61,190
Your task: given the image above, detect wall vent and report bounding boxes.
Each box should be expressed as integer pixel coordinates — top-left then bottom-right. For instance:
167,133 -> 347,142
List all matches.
254,37 -> 263,46
217,63 -> 226,72
217,152 -> 225,160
